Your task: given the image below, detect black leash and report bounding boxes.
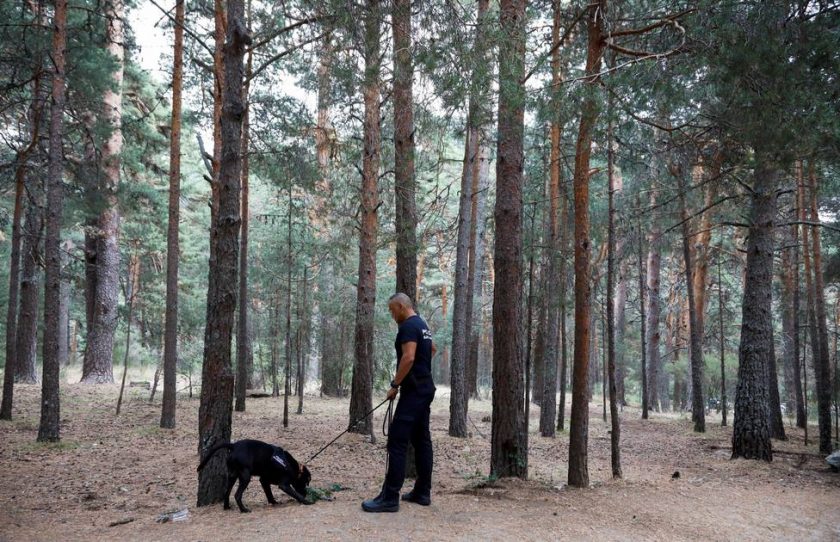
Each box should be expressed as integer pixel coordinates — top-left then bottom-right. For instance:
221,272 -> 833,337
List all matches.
306,398 -> 393,464
382,399 -> 393,437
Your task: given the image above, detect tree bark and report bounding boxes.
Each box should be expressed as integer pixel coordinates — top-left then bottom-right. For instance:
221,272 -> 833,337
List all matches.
568,0 -> 605,489
312,33 -> 338,398
780,201 -> 800,424
799,161 -> 819,442
116,244 -> 140,415
81,0 -> 125,384
392,0 -> 417,303
161,0 -> 185,429
557,164 -> 571,431
283,185 -> 293,429
15,189 -> 44,384
235,26 -> 253,414
636,201 -> 649,420
196,0 -> 248,505
645,186 -> 662,412
210,0 -> 225,223
806,162 -> 832,454
1,51 -> 44,418
675,164 -> 705,433
348,0 -> 381,435
731,161 -> 776,462
491,0 -> 527,479
37,0 -> 67,442
539,158 -> 560,435
296,266 -> 308,414
606,110 -> 622,477
718,247 -> 727,426
614,262 -> 628,405
449,111 -> 476,439
467,142 -> 490,399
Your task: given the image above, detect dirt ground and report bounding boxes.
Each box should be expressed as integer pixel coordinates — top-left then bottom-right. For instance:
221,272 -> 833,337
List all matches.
0,379 -> 838,541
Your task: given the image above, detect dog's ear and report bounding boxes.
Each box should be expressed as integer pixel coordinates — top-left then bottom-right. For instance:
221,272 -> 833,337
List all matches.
301,465 -> 312,486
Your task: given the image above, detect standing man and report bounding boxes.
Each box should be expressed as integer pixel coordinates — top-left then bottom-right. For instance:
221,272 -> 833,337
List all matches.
362,292 -> 436,512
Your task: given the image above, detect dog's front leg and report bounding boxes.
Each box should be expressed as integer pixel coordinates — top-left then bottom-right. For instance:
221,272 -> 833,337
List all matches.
260,478 -> 278,505
279,483 -> 312,505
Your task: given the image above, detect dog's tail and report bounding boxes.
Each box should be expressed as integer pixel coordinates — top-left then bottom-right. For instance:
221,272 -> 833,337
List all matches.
197,442 -> 233,472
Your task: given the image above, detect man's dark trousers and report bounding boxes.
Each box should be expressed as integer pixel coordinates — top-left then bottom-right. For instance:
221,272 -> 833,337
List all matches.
381,384 -> 435,502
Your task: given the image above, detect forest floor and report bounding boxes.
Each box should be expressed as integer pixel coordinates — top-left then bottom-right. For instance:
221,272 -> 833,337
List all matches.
0,377 -> 838,541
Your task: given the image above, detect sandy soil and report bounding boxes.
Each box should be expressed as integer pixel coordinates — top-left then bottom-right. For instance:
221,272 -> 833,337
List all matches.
0,381 -> 838,541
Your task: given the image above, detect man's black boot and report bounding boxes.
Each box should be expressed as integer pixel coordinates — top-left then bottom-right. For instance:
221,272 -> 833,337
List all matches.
401,490 -> 431,506
361,494 -> 399,513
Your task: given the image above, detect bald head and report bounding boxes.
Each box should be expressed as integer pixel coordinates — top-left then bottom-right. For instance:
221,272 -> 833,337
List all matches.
388,292 -> 415,323
388,292 -> 413,309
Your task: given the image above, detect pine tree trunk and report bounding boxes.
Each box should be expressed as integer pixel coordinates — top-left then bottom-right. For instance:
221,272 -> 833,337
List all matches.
1,55 -> 44,418
196,0 -> 248,505
161,0 -> 185,429
15,190 -> 43,384
393,0 -> 417,303
210,0 -> 225,223
312,32 -> 336,396
37,0 -> 67,442
645,187 -> 662,412
116,245 -> 140,416
539,75 -> 561,435
271,298 -> 280,397
283,186 -> 293,429
568,0 -> 605,489
717,247 -> 727,426
491,0 -> 527,479
677,168 -> 705,433
731,161 -> 776,462
1,170 -> 25,419
691,166 -> 714,361
807,162 -> 832,454
82,0 -> 125,384
453,0 -> 492,430
449,120 -> 475,438
606,110 -> 622,477
557,164 -> 571,431
799,161 -> 819,442
614,263 -> 628,405
780,211 -> 800,422
450,118 -> 477,437
235,33 -> 253,414
296,266 -> 308,414
467,143 -> 490,399
790,197 -> 806,428
348,0 -> 381,435
610,134 -> 627,407
637,206 -> 649,420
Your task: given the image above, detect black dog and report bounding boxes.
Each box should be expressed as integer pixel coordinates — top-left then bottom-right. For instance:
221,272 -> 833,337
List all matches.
197,439 -> 313,512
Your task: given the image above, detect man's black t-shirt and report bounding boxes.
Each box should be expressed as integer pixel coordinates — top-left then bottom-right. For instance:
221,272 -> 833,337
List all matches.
395,314 -> 434,390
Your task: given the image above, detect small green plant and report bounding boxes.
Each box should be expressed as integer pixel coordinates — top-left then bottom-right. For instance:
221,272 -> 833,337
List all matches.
306,482 -> 348,502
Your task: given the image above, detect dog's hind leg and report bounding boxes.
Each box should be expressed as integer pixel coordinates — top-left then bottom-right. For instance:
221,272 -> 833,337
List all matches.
234,469 -> 253,513
260,478 -> 278,505
223,473 -> 237,510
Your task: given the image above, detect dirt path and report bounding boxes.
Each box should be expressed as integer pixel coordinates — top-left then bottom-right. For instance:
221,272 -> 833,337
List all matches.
0,382 -> 837,541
